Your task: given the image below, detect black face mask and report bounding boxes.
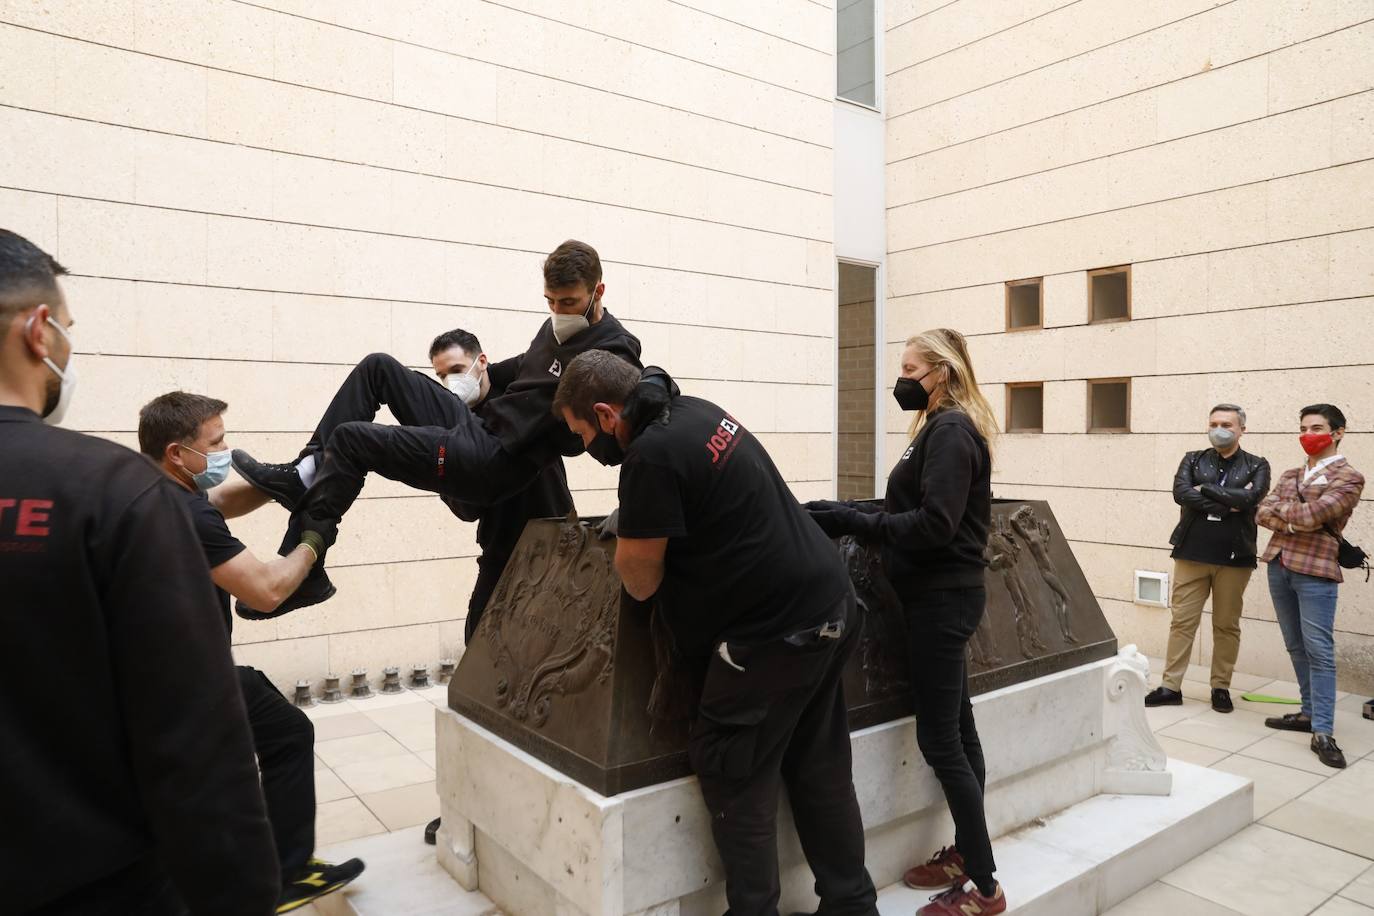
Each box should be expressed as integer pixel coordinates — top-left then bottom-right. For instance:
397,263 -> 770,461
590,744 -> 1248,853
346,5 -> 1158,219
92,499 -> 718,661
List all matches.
893,370 -> 934,412
587,427 -> 625,466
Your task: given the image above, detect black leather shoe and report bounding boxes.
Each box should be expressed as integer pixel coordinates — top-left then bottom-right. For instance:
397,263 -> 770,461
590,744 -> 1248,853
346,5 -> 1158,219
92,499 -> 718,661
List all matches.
1265,712 -> 1313,732
1211,688 -> 1234,713
1311,734 -> 1347,769
232,449 -> 308,511
236,564 -> 336,620
1145,686 -> 1183,707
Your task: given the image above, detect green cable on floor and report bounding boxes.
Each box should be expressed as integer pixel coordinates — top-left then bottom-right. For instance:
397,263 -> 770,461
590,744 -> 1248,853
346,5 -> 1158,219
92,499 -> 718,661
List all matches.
1238,693 -> 1302,704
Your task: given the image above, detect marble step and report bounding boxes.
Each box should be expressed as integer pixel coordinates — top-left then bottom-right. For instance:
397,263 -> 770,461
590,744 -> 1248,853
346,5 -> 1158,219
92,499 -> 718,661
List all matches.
312,827 -> 500,916
310,758 -> 1249,916
877,760 -> 1252,916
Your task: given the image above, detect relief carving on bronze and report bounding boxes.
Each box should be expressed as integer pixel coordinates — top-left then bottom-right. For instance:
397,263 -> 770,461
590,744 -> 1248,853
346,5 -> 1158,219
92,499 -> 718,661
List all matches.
449,500 -> 1116,794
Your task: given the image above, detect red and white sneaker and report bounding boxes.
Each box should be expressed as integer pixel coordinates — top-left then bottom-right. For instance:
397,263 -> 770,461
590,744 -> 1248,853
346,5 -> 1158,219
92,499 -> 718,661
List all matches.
917,883 -> 1006,916
902,846 -> 967,890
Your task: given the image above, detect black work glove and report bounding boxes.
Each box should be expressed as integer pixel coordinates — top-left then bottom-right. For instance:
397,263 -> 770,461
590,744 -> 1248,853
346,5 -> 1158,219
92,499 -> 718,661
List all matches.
595,508 -> 619,541
621,367 -> 678,438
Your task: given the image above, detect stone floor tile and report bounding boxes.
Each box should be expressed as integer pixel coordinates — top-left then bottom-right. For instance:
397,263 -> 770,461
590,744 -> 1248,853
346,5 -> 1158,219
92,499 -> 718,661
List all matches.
1158,735 -> 1230,767
360,780 -> 440,831
1313,896 -> 1374,914
1237,733 -> 1344,776
311,711 -> 383,742
1158,715 -> 1269,753
1336,694 -> 1371,715
362,701 -> 438,731
315,767 -> 353,804
1103,880 -> 1245,915
1146,698 -> 1210,731
1261,761 -> 1374,857
1209,753 -> 1325,818
335,751 -> 435,796
416,747 -> 437,769
1342,864 -> 1374,907
315,796 -> 387,846
1180,679 -> 1216,703
314,731 -> 411,770
314,753 -> 327,771
1162,824 -> 1369,916
302,700 -> 358,721
345,689 -> 428,712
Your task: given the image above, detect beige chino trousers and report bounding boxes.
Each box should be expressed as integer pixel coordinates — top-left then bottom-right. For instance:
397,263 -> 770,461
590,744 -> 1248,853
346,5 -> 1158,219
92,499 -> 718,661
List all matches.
1162,558 -> 1253,691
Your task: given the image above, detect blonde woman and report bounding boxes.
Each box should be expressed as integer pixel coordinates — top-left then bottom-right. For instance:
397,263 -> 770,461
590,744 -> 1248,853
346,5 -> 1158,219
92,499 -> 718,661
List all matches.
805,328 -> 1004,916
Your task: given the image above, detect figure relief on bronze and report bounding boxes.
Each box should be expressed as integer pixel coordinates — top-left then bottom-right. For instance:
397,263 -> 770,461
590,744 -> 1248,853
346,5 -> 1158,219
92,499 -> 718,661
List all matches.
478,515 -> 618,727
840,536 -> 909,696
986,516 -> 1048,659
1009,505 -> 1078,644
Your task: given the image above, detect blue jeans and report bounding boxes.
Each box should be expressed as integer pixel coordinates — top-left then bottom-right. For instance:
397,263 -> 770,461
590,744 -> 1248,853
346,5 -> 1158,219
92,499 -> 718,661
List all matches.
1266,561 -> 1339,735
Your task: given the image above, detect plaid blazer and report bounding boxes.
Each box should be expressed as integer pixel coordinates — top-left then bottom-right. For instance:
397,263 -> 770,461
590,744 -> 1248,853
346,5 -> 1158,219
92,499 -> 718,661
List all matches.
1257,457 -> 1365,581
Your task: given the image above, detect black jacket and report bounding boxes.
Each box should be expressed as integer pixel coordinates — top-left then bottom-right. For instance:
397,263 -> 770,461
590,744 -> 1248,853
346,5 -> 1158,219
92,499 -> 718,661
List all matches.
0,407 -> 278,914
479,310 -> 642,465
1170,446 -> 1271,562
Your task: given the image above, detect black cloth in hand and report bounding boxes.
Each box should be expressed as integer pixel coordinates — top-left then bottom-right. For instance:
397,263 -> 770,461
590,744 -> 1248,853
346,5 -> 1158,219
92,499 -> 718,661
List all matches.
621,366 -> 678,438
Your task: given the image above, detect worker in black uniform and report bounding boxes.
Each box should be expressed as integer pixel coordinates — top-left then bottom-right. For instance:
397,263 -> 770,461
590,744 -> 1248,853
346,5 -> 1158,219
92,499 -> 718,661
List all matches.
224,327 -> 574,637
137,391 -> 365,914
0,228 -> 280,915
230,240 -> 644,617
552,350 -> 879,916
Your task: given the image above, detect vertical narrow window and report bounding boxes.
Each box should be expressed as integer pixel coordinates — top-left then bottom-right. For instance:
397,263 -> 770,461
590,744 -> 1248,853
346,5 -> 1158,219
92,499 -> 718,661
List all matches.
1088,265 -> 1131,323
1006,382 -> 1045,432
838,262 -> 878,500
837,0 -> 876,107
1005,278 -> 1043,331
1088,378 -> 1131,432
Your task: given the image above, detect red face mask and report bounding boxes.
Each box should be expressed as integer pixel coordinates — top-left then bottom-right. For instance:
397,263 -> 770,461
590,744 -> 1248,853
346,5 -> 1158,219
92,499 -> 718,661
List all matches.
1300,432 -> 1334,456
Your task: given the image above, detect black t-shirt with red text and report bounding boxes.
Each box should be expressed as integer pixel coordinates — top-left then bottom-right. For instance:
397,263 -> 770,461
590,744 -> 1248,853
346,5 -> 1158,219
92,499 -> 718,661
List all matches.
617,396 -> 850,658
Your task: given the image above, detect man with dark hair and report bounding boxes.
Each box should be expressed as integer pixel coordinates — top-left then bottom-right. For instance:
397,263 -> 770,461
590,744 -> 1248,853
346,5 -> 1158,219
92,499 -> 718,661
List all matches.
137,391 -> 365,912
231,239 -> 655,617
0,228 -> 279,914
229,324 -> 577,628
553,349 -> 879,916
1257,403 -> 1365,769
1147,403 -> 1270,713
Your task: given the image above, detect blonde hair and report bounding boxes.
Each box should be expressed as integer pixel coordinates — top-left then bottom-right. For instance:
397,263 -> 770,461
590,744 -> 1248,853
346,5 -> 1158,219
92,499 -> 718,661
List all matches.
903,328 -> 998,463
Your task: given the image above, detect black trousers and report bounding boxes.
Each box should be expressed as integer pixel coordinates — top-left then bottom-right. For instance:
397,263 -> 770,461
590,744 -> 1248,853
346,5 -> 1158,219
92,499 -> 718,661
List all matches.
906,586 -> 996,878
297,353 -> 537,529
465,550 -> 508,642
238,666 -> 315,878
688,595 -> 878,916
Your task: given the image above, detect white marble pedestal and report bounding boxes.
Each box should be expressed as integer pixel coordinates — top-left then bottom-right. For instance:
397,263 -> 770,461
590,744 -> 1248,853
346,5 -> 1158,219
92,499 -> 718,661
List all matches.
432,647 -> 1239,916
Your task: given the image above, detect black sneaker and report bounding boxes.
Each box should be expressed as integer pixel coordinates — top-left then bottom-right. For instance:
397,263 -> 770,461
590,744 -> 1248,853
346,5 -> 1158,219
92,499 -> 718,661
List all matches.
233,449 -> 308,511
277,857 -> 365,913
1144,686 -> 1183,707
1311,734 -> 1347,769
1211,688 -> 1234,713
237,563 -> 336,620
1265,712 -> 1313,732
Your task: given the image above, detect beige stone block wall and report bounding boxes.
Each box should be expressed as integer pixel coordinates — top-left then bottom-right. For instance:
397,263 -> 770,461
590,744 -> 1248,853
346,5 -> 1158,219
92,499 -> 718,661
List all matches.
0,1 -> 835,695
885,4 -> 1374,691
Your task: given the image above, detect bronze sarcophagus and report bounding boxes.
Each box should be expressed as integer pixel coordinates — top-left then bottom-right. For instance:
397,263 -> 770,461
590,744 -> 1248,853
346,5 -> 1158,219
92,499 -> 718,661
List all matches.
447,499 -> 1116,795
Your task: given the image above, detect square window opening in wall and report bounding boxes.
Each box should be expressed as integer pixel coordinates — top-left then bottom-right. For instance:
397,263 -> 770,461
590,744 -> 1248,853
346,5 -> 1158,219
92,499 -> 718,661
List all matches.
1005,278 -> 1042,331
1088,265 -> 1131,323
1088,378 -> 1130,433
1006,382 -> 1044,432
1134,570 -> 1169,608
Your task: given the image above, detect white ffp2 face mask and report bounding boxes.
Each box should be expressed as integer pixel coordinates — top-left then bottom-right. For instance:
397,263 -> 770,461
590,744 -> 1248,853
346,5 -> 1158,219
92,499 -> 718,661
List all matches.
551,292 -> 597,345
28,314 -> 77,426
445,360 -> 484,406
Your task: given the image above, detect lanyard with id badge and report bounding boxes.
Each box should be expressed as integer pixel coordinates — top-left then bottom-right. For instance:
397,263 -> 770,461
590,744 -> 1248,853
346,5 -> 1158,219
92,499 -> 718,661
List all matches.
1205,463 -> 1230,522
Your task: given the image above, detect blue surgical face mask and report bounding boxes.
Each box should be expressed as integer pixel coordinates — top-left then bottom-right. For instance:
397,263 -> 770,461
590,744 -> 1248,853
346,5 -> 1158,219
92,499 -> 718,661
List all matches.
183,445 -> 232,490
